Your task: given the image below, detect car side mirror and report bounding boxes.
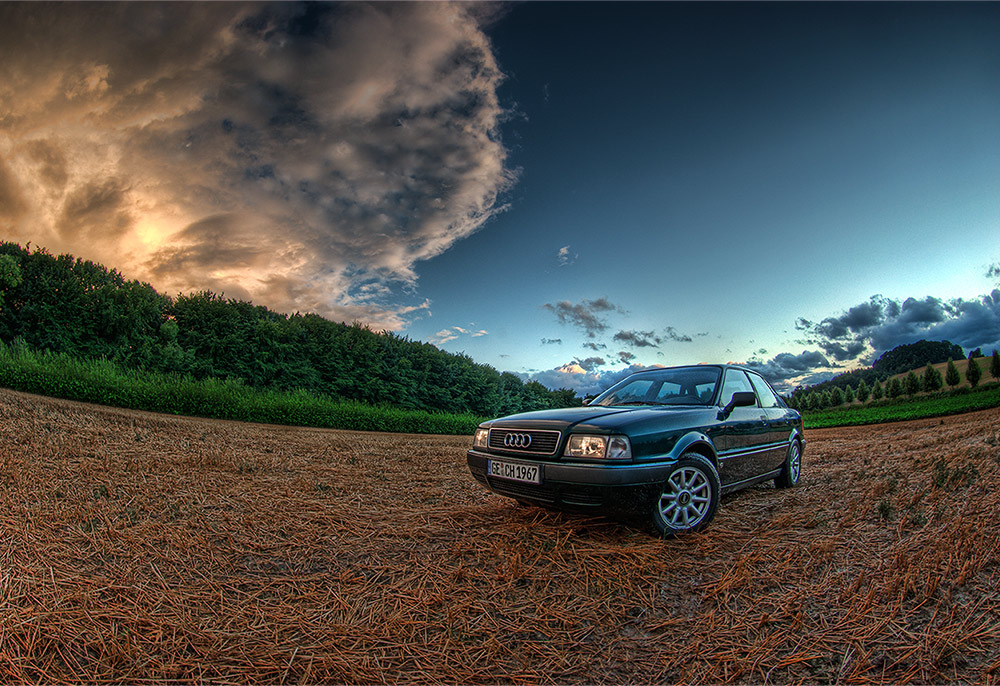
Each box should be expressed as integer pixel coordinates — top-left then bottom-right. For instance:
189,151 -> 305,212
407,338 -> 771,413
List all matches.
718,391 -> 756,420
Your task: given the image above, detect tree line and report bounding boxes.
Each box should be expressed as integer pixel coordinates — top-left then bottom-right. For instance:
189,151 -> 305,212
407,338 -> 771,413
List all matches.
787,347 -> 999,412
0,243 -> 579,417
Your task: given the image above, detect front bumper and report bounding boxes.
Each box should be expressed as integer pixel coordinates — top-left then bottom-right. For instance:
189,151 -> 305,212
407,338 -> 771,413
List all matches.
466,449 -> 677,513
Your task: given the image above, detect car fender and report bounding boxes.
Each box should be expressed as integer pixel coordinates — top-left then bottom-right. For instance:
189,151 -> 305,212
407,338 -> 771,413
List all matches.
788,426 -> 805,453
667,431 -> 718,468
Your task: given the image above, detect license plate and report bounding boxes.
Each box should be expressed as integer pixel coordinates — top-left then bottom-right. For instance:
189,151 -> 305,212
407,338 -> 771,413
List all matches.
488,459 -> 541,484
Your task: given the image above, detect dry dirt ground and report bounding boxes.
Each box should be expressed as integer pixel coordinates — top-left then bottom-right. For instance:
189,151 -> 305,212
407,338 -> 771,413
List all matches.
1,387 -> 999,684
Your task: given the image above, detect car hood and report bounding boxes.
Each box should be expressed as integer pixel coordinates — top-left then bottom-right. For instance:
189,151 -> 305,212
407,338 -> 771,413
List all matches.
485,405 -> 714,433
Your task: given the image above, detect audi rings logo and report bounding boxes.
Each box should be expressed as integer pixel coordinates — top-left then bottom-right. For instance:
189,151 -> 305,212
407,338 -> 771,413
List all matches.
503,433 -> 533,449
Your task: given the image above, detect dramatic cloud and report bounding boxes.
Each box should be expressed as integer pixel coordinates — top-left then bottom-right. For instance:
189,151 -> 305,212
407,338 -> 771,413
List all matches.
796,291 -> 1000,366
617,351 -> 636,364
744,350 -> 835,388
542,297 -> 620,338
0,2 -> 512,329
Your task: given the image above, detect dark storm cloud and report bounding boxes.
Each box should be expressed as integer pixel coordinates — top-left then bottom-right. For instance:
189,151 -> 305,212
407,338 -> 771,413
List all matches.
798,291 -> 1000,364
0,2 -> 512,329
744,350 -> 834,385
543,298 -> 620,338
618,351 -> 636,364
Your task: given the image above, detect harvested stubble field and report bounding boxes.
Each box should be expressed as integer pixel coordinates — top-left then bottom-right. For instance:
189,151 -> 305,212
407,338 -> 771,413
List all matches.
1,388 -> 999,685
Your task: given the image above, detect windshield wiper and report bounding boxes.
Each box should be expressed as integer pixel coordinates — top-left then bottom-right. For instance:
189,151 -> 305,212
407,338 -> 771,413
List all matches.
616,401 -> 666,406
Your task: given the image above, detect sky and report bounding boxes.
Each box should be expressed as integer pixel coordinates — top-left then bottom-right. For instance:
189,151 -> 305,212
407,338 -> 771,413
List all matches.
1,2 -> 999,396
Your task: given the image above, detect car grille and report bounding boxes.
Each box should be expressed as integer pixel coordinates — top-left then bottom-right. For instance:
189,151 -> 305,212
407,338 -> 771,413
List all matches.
488,428 -> 561,456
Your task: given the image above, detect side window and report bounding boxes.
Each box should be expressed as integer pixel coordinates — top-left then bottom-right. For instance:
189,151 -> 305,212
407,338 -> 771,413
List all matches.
748,372 -> 779,408
719,369 -> 757,407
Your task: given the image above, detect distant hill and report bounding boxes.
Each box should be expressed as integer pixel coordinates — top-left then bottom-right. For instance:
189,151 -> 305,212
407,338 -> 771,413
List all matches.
884,355 -> 994,392
872,340 -> 965,378
789,339 -> 989,405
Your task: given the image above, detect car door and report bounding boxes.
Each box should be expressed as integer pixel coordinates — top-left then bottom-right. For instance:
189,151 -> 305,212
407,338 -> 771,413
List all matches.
713,369 -> 770,486
747,371 -> 792,473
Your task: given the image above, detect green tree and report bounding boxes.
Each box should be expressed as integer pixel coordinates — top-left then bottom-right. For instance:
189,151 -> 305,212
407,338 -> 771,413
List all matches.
856,379 -> 870,403
844,385 -> 855,404
887,377 -> 902,399
922,364 -> 943,393
871,379 -> 884,401
549,388 -> 582,408
904,371 -> 921,396
829,386 -> 844,406
945,358 -> 961,388
991,350 -> 1000,382
0,253 -> 23,313
966,353 -> 982,388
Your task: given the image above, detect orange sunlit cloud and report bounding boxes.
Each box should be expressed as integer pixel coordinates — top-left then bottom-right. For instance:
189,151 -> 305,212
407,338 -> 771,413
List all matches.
0,2 -> 512,330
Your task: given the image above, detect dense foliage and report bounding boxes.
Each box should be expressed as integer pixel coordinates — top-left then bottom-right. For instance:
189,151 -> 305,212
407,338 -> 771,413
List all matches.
0,340 -> 480,434
0,243 -> 577,419
871,340 -> 965,378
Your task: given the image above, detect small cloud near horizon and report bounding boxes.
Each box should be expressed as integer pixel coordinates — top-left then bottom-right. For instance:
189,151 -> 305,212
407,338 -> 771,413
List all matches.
428,326 -> 488,345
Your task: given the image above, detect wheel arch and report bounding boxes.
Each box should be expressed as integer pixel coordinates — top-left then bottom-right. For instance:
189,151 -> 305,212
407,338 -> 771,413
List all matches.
670,432 -> 719,471
789,427 -> 805,454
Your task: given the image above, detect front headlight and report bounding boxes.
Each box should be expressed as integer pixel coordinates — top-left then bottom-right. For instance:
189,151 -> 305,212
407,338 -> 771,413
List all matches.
564,434 -> 631,460
473,428 -> 490,449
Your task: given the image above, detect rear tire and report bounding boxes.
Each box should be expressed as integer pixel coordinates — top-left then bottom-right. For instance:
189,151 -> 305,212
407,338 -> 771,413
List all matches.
652,453 -> 720,537
774,440 -> 802,489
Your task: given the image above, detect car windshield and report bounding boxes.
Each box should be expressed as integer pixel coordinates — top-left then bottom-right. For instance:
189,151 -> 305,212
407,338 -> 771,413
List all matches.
591,367 -> 722,407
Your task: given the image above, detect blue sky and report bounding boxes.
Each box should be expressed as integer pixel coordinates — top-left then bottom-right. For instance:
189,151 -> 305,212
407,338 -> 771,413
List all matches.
407,2 -> 1000,392
2,2 -> 999,395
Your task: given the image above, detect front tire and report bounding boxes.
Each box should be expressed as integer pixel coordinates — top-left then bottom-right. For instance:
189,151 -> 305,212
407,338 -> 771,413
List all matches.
652,454 -> 720,537
774,440 -> 802,489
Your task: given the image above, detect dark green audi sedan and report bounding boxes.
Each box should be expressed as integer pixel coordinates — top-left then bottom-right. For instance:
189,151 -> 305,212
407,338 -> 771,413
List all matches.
467,364 -> 804,536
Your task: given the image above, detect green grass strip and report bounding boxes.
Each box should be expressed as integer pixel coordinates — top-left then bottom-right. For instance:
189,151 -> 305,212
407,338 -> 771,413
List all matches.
804,384 -> 1000,429
0,340 -> 482,435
